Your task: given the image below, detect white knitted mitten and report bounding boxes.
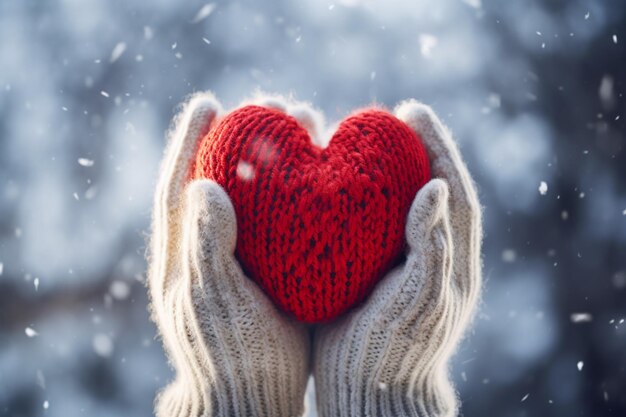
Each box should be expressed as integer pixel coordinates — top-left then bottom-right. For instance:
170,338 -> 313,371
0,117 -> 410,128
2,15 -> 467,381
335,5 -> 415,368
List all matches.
313,101 -> 482,417
148,93 -> 310,417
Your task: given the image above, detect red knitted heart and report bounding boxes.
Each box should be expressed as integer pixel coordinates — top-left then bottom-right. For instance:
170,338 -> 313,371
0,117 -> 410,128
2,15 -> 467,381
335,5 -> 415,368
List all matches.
192,105 -> 430,323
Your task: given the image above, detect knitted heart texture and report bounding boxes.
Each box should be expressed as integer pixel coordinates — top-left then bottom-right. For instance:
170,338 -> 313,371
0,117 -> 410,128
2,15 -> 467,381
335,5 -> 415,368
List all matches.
192,98 -> 431,323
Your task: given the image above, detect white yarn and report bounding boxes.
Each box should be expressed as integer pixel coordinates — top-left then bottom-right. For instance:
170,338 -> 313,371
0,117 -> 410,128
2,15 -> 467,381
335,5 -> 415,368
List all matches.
148,92 -> 310,417
313,100 -> 482,417
148,93 -> 482,417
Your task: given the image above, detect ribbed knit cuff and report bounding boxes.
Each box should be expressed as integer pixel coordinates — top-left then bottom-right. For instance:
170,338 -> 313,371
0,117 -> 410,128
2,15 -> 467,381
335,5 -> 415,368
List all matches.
156,382 -> 306,417
315,380 -> 456,417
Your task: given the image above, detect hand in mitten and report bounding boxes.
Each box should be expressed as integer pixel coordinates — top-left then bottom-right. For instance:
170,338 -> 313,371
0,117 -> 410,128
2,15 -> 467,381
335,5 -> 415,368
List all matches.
313,101 -> 482,417
148,93 -> 310,417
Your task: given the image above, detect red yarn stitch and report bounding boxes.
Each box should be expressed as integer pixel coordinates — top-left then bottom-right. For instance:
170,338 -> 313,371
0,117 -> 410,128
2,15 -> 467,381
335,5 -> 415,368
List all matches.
193,105 -> 430,323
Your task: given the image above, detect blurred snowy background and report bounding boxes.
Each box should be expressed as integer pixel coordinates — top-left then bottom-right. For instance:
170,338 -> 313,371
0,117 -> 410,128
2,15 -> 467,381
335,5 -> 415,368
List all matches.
1,0 -> 625,416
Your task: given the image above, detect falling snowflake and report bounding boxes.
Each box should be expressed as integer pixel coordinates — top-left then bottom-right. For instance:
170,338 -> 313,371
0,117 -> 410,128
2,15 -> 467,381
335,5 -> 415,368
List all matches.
613,34 -> 618,44
570,313 -> 592,323
538,181 -> 548,195
419,34 -> 438,58
36,370 -> 46,389
100,91 -> 110,98
502,249 -> 517,263
110,280 -> 130,300
110,42 -> 127,63
192,3 -> 216,23
43,401 -> 49,410
461,0 -> 482,8
25,327 -> 38,337
236,161 -> 255,181
521,393 -> 530,402
78,158 -> 94,167
599,75 -> 614,106
577,361 -> 584,371
85,186 -> 98,200
93,333 -> 114,357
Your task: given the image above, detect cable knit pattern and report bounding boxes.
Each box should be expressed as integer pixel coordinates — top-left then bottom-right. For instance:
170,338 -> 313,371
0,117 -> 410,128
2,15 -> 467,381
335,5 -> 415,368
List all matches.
148,92 -> 310,417
313,100 -> 482,417
192,105 -> 430,323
